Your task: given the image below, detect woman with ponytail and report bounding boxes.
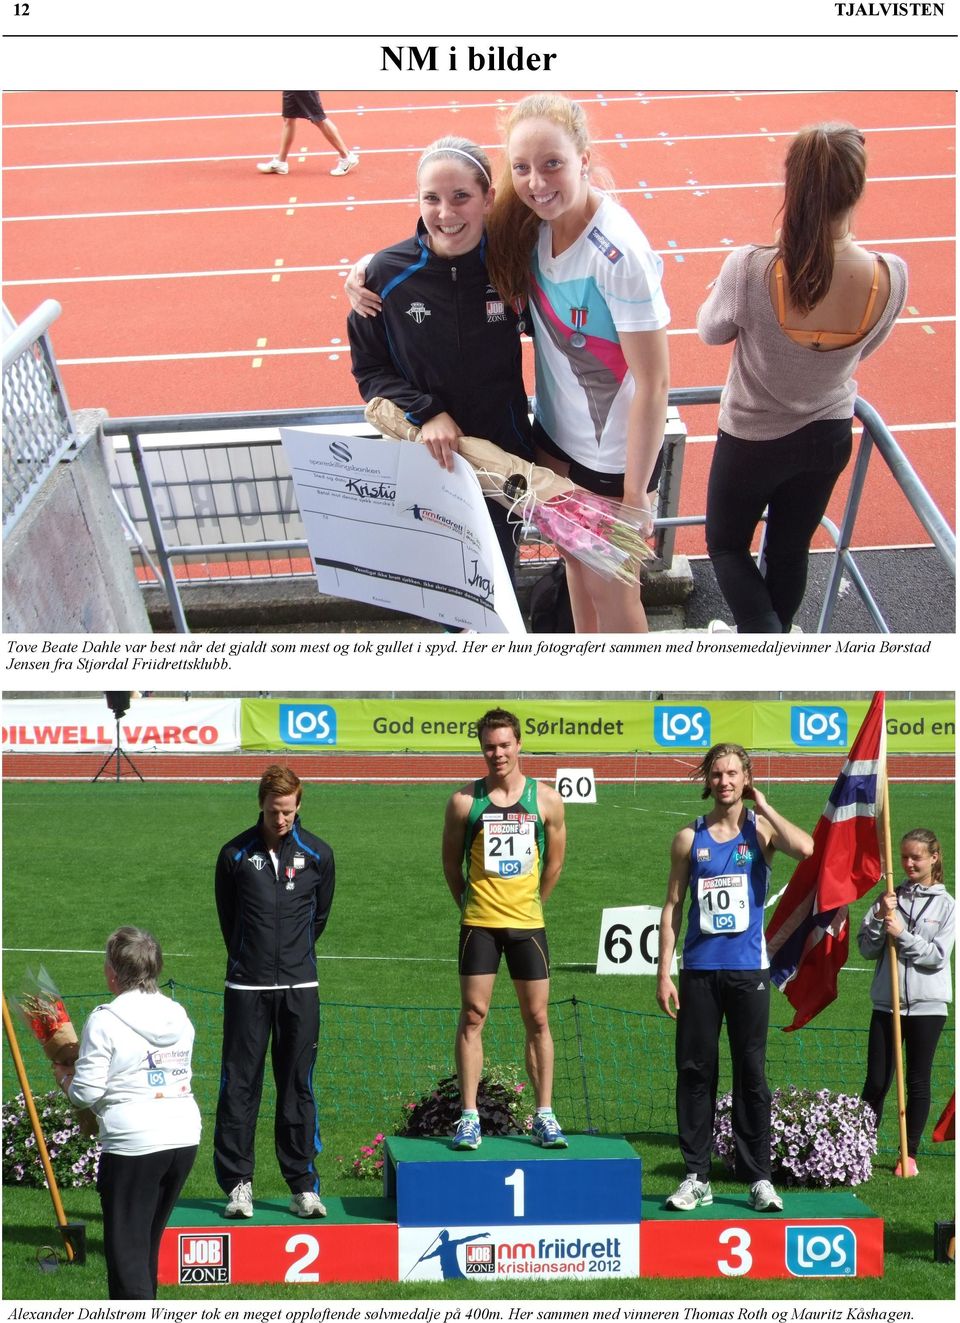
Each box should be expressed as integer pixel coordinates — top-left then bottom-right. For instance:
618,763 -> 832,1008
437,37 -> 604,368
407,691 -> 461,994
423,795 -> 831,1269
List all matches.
858,829 -> 955,1175
697,123 -> 908,632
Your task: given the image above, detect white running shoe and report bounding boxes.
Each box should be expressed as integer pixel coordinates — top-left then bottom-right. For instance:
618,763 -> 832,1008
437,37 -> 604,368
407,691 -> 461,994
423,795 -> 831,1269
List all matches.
224,1180 -> 253,1218
665,1175 -> 713,1210
331,152 -> 359,176
257,158 -> 288,174
749,1179 -> 783,1211
289,1191 -> 327,1217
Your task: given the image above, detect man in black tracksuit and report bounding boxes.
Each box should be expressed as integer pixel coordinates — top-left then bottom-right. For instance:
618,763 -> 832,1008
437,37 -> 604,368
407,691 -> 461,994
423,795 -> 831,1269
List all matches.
348,220 -> 533,576
214,764 -> 335,1219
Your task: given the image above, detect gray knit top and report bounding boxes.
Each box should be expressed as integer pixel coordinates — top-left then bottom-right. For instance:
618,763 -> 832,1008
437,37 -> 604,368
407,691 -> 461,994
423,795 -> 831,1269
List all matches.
697,244 -> 909,440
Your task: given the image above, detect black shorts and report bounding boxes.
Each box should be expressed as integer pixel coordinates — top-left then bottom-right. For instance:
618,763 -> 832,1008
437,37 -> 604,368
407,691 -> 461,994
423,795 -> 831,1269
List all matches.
282,91 -> 326,123
458,926 -> 550,980
532,419 -> 664,498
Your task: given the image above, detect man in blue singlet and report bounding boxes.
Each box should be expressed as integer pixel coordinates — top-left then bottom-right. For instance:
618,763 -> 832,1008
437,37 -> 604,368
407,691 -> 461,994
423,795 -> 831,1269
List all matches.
656,742 -> 814,1213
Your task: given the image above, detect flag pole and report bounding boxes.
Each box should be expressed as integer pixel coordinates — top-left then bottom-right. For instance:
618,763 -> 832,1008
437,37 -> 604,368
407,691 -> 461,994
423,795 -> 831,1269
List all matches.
878,767 -> 912,1176
2,992 -> 76,1260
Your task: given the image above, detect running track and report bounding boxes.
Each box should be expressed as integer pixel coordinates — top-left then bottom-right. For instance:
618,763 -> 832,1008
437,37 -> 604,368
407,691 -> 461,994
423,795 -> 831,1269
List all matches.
2,89 -> 955,558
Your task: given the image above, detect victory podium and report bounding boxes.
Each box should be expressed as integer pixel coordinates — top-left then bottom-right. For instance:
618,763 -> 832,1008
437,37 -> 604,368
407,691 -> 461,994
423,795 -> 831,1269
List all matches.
158,1143 -> 883,1285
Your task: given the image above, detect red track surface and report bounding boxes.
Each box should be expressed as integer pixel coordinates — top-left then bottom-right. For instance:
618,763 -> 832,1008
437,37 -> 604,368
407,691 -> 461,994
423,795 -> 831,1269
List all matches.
2,750 -> 952,782
2,90 -> 955,557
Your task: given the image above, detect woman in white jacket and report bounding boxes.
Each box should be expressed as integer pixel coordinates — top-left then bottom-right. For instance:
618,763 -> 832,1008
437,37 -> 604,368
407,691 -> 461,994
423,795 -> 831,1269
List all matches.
858,829 -> 955,1176
54,927 -> 202,1298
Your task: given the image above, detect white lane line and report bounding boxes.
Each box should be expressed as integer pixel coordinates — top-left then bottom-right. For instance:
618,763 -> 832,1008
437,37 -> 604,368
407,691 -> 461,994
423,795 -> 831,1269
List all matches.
6,174 -> 954,225
5,236 -> 954,290
3,946 -> 192,956
5,124 -> 954,173
56,319 -> 956,368
0,90 -> 895,130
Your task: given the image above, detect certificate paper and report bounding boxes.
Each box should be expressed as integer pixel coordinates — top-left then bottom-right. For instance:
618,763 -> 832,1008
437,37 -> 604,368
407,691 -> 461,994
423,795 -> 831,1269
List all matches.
281,428 -> 525,634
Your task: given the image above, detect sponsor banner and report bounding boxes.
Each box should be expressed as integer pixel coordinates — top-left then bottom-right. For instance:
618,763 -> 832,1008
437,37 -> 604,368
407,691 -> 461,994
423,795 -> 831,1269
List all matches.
242,698 -> 754,752
399,1223 -> 639,1281
754,700 -> 954,753
1,697 -> 241,753
241,698 -> 954,754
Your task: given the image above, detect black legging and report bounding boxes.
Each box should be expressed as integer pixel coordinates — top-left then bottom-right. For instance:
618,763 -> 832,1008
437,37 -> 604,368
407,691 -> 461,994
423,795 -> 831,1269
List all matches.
862,1009 -> 947,1156
705,417 -> 853,632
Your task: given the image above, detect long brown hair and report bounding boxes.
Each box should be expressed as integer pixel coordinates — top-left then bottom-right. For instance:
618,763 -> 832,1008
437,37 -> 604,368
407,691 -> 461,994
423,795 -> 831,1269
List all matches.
901,828 -> 944,885
693,743 -> 753,800
486,94 -> 597,305
776,122 -> 867,314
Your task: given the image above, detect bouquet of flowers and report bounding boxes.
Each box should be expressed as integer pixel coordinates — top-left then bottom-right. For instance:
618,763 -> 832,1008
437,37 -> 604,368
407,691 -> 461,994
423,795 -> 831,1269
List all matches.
713,1086 -> 877,1188
14,967 -> 98,1139
365,397 -> 653,584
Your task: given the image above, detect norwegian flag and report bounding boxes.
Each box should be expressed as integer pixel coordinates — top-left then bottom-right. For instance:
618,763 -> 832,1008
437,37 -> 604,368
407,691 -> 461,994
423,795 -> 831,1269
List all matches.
766,691 -> 886,1031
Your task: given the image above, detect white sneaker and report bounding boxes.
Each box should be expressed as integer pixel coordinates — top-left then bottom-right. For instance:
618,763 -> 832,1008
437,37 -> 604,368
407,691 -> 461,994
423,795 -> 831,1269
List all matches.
749,1179 -> 783,1211
224,1180 -> 253,1218
289,1191 -> 327,1217
665,1175 -> 713,1210
257,158 -> 288,175
331,152 -> 359,176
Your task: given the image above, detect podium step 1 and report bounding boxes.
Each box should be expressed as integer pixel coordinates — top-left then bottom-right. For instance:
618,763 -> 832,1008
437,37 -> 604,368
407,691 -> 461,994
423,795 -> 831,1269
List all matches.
157,1196 -> 397,1286
385,1134 -> 641,1227
640,1190 -> 883,1278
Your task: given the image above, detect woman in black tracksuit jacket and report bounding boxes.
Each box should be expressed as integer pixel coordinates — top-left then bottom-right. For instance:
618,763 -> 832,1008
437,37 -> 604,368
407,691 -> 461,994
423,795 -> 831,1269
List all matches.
348,134 -> 532,580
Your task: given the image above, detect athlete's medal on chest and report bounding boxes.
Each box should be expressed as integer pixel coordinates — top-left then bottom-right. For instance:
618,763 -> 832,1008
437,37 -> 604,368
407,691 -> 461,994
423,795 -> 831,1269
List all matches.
513,297 -> 528,335
284,866 -> 296,891
569,306 -> 588,348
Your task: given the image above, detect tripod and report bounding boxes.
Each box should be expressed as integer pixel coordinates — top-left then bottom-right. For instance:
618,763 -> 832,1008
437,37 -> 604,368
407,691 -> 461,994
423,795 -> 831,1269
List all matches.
92,719 -> 144,783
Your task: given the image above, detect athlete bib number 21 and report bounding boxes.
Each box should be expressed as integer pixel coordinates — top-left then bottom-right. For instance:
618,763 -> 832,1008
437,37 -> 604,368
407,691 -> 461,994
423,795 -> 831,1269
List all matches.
698,873 -> 749,933
483,820 -> 536,877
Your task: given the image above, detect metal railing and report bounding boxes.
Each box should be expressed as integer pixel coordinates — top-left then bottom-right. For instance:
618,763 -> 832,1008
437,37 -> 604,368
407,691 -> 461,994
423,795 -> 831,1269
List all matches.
102,389 -> 955,634
2,300 -> 80,537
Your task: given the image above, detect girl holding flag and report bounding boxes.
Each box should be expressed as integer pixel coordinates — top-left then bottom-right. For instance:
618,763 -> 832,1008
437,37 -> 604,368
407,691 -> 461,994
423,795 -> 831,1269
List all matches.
858,828 -> 955,1175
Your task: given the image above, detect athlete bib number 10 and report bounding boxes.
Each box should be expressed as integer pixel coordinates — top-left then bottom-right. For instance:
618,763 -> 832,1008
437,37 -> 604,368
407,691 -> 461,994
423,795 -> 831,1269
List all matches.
698,873 -> 749,933
483,820 -> 536,877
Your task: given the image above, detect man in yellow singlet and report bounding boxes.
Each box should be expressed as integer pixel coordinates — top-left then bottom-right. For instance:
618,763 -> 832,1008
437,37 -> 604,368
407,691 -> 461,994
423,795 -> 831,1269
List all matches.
441,707 -> 567,1150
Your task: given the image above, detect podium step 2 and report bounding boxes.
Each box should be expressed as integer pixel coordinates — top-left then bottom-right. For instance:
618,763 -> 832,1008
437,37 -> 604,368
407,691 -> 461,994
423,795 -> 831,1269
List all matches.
640,1191 -> 883,1278
386,1134 -> 641,1227
158,1197 -> 397,1286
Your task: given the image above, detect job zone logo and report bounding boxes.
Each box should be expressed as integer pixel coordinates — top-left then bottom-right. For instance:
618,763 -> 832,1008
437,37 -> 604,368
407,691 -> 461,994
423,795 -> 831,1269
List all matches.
653,706 -> 710,747
791,706 -> 847,747
279,703 -> 338,745
465,1243 -> 496,1274
179,1234 -> 231,1284
785,1225 -> 856,1277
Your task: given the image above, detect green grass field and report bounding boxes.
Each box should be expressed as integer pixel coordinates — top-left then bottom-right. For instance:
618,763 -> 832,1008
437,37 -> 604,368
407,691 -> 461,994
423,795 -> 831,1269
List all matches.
2,778 -> 955,1300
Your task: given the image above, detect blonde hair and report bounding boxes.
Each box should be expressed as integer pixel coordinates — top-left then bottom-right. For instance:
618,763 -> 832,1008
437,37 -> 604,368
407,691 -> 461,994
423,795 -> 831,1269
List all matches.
901,828 -> 944,885
486,94 -> 607,304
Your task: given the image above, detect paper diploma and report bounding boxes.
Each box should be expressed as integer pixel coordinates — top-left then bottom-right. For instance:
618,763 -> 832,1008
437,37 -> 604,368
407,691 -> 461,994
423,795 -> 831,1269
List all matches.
281,428 -> 525,634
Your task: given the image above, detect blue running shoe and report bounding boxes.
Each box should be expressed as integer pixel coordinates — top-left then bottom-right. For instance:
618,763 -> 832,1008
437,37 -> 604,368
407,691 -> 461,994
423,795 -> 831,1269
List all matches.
453,1114 -> 481,1150
531,1112 -> 568,1148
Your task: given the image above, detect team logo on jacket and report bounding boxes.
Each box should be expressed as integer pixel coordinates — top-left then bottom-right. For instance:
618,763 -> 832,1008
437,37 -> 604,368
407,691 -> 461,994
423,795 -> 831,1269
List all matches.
250,853 -> 267,871
486,295 -> 507,322
587,227 -> 624,263
293,853 -> 306,871
406,301 -> 432,324
734,844 -> 753,864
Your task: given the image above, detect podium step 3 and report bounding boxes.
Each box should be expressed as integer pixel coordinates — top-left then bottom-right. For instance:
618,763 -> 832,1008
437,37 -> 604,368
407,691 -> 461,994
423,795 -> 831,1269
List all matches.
641,1191 -> 882,1279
